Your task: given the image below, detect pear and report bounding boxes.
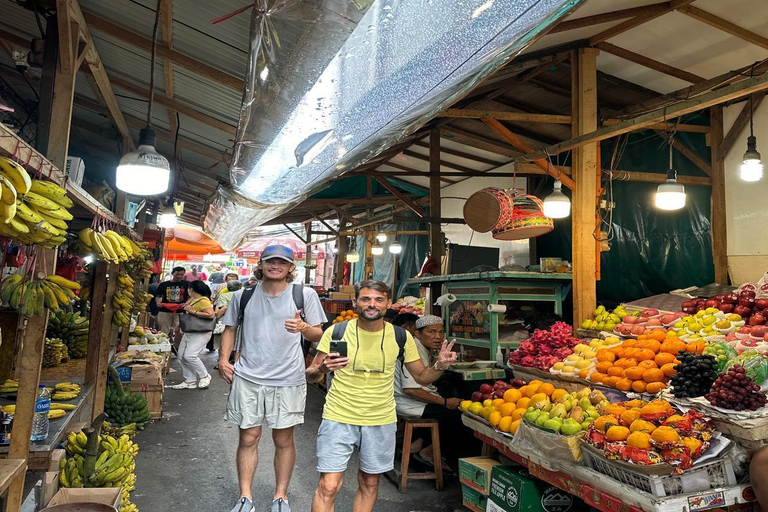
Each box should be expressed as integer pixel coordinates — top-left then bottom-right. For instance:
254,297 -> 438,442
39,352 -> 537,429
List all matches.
569,406 -> 585,423
542,403 -> 553,413
589,390 -> 607,405
560,418 -> 582,436
543,418 -> 563,432
586,406 -> 600,419
551,404 -> 568,419
579,397 -> 592,410
523,408 -> 541,423
581,418 -> 594,430
535,412 -> 550,427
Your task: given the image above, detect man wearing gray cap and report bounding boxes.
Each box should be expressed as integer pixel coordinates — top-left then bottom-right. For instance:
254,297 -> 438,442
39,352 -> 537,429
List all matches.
394,314 -> 479,469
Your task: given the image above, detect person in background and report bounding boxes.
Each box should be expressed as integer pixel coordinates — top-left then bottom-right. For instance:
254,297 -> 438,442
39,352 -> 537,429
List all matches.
198,265 -> 208,282
219,246 -> 326,512
154,267 -> 189,342
209,265 -> 225,285
170,280 -> 215,390
393,314 -> 480,470
391,312 -> 419,336
306,280 -> 457,512
185,265 -> 203,282
213,272 -> 240,302
383,308 -> 399,324
211,279 -> 244,360
147,280 -> 160,328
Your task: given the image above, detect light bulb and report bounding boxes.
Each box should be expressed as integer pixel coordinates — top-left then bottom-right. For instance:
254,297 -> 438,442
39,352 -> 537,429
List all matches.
116,128 -> 171,195
740,135 -> 763,182
331,245 -> 338,254
542,180 -> 571,219
376,232 -> 387,242
371,243 -> 384,256
311,245 -> 319,254
389,240 -> 402,254
346,250 -> 360,262
159,204 -> 177,228
655,170 -> 686,211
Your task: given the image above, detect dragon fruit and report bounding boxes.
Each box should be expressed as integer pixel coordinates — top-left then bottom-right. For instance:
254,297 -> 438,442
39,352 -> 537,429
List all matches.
508,323 -> 579,370
521,355 -> 537,367
554,347 -> 573,359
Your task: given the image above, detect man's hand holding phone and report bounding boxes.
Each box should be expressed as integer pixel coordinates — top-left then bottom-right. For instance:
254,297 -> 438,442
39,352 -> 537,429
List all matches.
321,340 -> 349,373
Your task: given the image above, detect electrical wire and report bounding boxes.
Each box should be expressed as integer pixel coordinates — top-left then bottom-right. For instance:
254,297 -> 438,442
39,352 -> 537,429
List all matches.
30,0 -> 45,38
146,0 -> 162,128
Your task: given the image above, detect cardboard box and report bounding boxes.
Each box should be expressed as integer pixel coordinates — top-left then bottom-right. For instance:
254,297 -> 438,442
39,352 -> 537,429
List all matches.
329,292 -> 353,300
487,465 -> 587,512
128,382 -> 163,420
47,487 -> 121,509
49,449 -> 66,472
40,471 -> 59,507
459,457 -> 501,494
462,483 -> 489,512
113,362 -> 163,385
340,285 -> 356,294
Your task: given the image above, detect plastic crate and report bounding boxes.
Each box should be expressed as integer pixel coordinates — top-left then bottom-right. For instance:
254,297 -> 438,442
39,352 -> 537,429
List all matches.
322,300 -> 353,314
581,444 -> 736,497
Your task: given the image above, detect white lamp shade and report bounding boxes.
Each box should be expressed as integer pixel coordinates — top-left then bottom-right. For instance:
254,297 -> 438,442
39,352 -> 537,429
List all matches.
655,181 -> 686,210
371,243 -> 384,255
159,209 -> 177,228
116,129 -> 171,195
376,232 -> 387,242
389,241 -> 402,254
740,158 -> 764,182
346,250 -> 360,262
331,245 -> 338,254
542,180 -> 570,219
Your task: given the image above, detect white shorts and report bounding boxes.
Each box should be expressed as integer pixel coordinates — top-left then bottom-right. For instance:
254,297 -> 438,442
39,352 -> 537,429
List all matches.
226,376 -> 306,429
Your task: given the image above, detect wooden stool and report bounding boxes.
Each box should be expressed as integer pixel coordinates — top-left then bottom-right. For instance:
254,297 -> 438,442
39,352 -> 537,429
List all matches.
395,416 -> 443,493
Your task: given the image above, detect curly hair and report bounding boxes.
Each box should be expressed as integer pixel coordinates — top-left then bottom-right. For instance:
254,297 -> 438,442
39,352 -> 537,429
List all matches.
254,262 -> 296,282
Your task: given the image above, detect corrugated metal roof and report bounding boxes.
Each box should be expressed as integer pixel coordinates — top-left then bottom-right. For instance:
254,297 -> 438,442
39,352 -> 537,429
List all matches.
0,1 -> 45,41
171,69 -> 241,124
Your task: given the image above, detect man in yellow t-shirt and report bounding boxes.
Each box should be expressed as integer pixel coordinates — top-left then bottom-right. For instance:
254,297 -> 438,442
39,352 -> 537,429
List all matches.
306,280 -> 457,512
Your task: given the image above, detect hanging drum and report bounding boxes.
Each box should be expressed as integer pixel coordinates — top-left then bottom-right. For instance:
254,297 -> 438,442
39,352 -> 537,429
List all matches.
463,187 -> 516,233
492,194 -> 553,241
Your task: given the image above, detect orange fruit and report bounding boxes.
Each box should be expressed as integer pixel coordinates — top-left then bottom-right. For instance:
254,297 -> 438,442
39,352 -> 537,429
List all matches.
596,361 -> 614,374
638,360 -> 658,370
661,363 -> 678,377
529,380 -> 543,386
642,368 -> 665,383
530,393 -> 549,405
635,349 -> 656,361
651,426 -> 680,444
607,366 -> 625,377
538,383 -> 556,396
492,398 -> 505,410
620,408 -> 641,425
578,368 -> 591,379
335,316 -> 344,322
616,358 -> 638,369
489,411 -> 502,427
645,382 -> 666,394
524,383 -> 541,397
517,386 -> 528,396
616,378 -> 633,392
604,376 -> 621,388
597,350 -> 616,363
627,431 -> 652,449
655,352 -> 677,366
503,388 -> 522,403
606,425 -> 630,442
648,330 -> 666,342
516,397 -> 531,410
609,346 -> 623,356
512,408 -> 527,422
499,402 -> 516,417
550,389 -> 568,402
624,367 -> 645,381
631,380 -> 647,393
594,415 -> 618,432
603,404 -> 627,417
510,419 -> 521,434
630,419 -> 656,434
589,372 -> 606,384
644,339 -> 662,352
498,416 -> 513,433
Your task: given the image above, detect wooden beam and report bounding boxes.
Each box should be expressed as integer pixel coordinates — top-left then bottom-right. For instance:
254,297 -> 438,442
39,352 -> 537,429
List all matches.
654,131 -> 711,175
678,5 -> 768,51
107,74 -> 236,135
595,42 -> 704,84
571,48 -> 600,326
93,263 -> 119,418
429,129 -> 442,263
603,119 -> 710,133
56,0 -> 76,75
718,93 -> 765,160
481,117 -> 577,190
517,71 -> 768,162
551,2 -> 669,33
439,109 -> 571,124
81,12 -> 243,90
282,223 -> 307,243
440,127 -> 520,157
159,0 -> 178,136
589,0 -> 696,44
373,177 -> 426,217
710,106 -> 728,283
412,140 -> 500,165
309,212 -> 338,235
608,169 -> 711,186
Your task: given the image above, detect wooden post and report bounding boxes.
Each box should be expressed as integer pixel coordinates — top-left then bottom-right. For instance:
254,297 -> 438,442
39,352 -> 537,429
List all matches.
85,261 -> 108,388
335,221 -> 347,289
571,48 -> 600,323
710,106 -> 728,283
305,222 -> 312,284
90,263 -> 119,419
429,129 -> 443,264
364,228 -> 374,279
6,249 -> 57,511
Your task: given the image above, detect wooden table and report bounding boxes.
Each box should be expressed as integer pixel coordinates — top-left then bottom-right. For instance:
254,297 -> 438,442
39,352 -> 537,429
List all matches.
0,459 -> 26,495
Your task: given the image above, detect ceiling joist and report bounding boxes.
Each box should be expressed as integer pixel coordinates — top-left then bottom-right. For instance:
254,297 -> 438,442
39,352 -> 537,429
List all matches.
551,2 -> 670,34
588,0 -> 697,45
595,42 -> 704,84
678,5 -> 768,51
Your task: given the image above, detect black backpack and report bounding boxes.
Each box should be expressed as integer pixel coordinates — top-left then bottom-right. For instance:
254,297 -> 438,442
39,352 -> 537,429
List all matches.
235,284 -> 310,356
331,321 -> 408,361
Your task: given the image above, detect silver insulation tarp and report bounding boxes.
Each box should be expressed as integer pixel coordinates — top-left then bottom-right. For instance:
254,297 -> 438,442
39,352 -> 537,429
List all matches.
204,0 -> 584,250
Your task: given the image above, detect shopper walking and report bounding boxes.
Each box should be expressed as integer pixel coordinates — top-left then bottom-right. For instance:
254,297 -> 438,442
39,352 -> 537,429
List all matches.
170,280 -> 216,390
219,245 -> 326,512
154,266 -> 189,342
186,265 -> 204,282
306,280 -> 457,512
209,279 -> 243,355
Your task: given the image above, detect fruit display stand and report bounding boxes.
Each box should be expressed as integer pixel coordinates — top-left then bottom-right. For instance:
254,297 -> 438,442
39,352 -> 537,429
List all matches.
461,413 -> 757,512
409,271 -> 572,358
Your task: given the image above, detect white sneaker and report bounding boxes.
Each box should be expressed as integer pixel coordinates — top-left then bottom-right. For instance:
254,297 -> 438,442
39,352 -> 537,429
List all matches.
168,381 -> 197,389
198,374 -> 212,389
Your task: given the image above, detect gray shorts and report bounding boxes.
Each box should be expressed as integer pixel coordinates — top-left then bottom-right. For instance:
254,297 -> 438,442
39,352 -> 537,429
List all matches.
226,376 -> 306,429
316,419 -> 397,474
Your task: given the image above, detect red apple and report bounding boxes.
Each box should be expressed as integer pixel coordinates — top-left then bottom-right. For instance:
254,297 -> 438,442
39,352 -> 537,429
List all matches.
623,316 -> 640,325
696,304 -> 706,312
751,326 -> 768,337
631,325 -> 646,336
705,299 -> 721,308
738,326 -> 753,335
723,293 -> 739,304
641,308 -> 660,318
510,378 -> 526,388
479,383 -> 493,394
494,380 -> 507,388
493,389 -> 505,399
735,305 -> 753,317
618,324 -> 633,336
749,314 -> 766,326
718,303 -> 735,313
755,299 -> 768,310
681,300 -> 696,309
660,314 -> 677,324
740,289 -> 757,299
647,318 -> 663,326
714,294 -> 726,302
739,296 -> 756,307
471,391 -> 483,402
481,393 -> 493,402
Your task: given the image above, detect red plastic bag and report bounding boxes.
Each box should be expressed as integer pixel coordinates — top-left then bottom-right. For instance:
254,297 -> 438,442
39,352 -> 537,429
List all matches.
56,254 -> 81,282
6,246 -> 27,268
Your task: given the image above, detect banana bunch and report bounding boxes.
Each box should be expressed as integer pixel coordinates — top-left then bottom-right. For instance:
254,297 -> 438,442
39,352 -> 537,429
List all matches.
52,381 -> 81,401
0,156 -> 28,227
105,383 -> 151,426
62,430 -> 139,495
47,311 -> 89,358
0,404 -> 70,419
112,271 -> 135,327
102,421 -> 138,440
131,290 -> 153,315
124,243 -> 153,280
43,337 -> 69,368
78,228 -> 143,264
0,273 -> 78,317
0,378 -> 18,393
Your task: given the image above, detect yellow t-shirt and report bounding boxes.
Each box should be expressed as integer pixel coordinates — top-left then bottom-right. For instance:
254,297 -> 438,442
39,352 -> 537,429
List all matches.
188,297 -> 213,312
317,319 -> 420,426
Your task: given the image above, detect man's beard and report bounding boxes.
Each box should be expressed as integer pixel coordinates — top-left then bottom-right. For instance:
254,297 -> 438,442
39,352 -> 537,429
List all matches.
356,304 -> 383,321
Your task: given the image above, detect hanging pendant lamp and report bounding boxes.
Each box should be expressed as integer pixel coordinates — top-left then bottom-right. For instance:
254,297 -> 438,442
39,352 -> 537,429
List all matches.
655,141 -> 686,211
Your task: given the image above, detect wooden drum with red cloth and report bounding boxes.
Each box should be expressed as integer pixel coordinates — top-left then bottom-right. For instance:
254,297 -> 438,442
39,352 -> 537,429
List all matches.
491,195 -> 554,240
463,187 -> 515,233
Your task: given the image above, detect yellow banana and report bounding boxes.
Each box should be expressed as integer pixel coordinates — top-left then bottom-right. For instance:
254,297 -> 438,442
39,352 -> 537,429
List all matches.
48,409 -> 66,419
9,216 -> 28,234
27,200 -> 73,221
29,179 -> 74,208
0,200 -> 16,224
50,403 -> 77,410
35,208 -> 68,229
46,275 -> 81,291
0,175 -> 16,205
0,157 -> 31,194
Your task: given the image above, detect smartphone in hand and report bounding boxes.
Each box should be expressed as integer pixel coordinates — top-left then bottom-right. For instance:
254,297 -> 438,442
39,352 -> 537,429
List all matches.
329,340 -> 347,358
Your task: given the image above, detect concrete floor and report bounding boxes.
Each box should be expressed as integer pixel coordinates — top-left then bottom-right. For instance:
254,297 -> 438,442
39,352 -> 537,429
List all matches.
132,351 -> 464,511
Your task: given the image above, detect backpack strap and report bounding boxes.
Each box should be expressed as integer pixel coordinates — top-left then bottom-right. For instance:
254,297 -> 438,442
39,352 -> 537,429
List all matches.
332,321 -> 348,341
292,284 -> 305,320
392,325 -> 407,361
238,285 -> 257,326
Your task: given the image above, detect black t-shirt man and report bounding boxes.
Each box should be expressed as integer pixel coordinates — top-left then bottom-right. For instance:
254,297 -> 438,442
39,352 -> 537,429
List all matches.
154,267 -> 190,313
